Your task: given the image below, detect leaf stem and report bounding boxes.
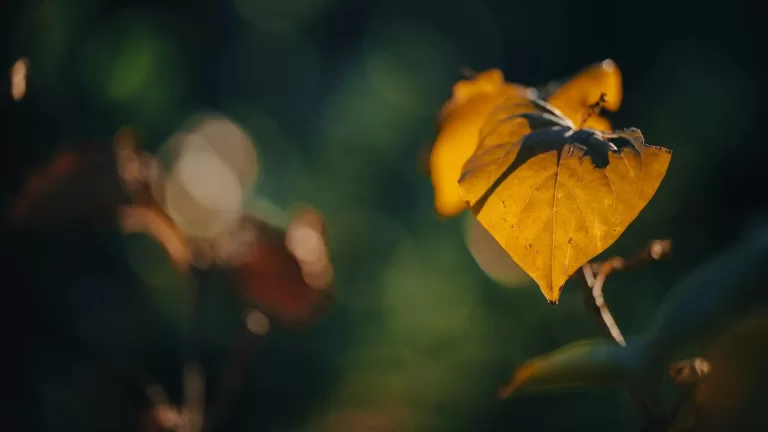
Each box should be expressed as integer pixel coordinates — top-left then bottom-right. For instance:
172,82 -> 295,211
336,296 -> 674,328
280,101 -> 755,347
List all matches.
578,92 -> 608,129
201,309 -> 267,432
576,239 -> 672,428
582,260 -> 627,346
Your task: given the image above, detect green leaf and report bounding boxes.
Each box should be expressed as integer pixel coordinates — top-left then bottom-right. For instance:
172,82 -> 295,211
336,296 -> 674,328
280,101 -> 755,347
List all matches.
498,338 -> 647,399
500,219 -> 768,399
645,217 -> 768,360
122,233 -> 194,332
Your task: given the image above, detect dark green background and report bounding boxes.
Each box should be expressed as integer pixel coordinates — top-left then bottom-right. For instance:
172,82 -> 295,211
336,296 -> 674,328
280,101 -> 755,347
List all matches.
2,0 -> 765,431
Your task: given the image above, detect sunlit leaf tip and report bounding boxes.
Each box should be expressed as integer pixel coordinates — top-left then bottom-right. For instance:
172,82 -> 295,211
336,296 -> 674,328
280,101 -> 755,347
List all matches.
497,362 -> 534,399
543,59 -> 623,131
498,339 -> 645,399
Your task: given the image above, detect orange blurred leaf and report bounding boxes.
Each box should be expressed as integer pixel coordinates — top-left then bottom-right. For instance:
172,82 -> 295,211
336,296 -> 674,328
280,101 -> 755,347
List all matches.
10,145 -> 131,230
232,207 -> 334,327
119,205 -> 192,271
9,127 -> 156,231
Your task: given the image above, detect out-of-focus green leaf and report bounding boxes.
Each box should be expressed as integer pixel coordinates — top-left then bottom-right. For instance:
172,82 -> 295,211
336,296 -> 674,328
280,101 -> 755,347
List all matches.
695,315 -> 768,432
502,218 -> 768,399
122,232 -> 195,332
645,217 -> 768,360
498,338 -> 646,398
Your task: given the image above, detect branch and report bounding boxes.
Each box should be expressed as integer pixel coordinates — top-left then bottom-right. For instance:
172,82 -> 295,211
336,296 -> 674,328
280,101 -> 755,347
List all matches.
201,309 -> 269,432
181,363 -> 205,432
578,239 -> 672,345
586,239 -> 672,275
665,357 -> 711,431
575,239 -> 672,428
143,275 -> 208,432
580,259 -> 628,346
145,384 -> 189,432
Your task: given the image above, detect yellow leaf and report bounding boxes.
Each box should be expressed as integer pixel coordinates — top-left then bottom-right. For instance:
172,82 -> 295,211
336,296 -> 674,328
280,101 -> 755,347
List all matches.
546,59 -> 623,131
459,115 -> 671,303
429,70 -> 530,217
463,213 -> 532,288
427,60 -> 623,218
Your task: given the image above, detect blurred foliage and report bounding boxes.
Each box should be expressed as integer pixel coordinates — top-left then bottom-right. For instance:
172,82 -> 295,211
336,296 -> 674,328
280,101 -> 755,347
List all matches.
2,0 -> 766,431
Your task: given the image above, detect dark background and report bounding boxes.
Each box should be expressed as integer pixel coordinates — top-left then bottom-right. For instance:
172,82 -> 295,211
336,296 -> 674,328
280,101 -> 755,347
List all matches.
2,0 -> 766,431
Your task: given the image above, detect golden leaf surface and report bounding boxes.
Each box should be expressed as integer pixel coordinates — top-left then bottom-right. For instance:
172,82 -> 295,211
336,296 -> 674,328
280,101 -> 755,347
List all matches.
429,70 -> 531,217
428,60 -> 622,218
545,59 -> 623,131
459,117 -> 671,303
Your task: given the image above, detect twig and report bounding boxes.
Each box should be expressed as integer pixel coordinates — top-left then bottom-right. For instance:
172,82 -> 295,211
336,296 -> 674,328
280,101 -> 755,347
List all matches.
146,385 -> 188,432
201,309 -> 269,432
578,239 -> 672,345
144,274 -> 208,432
578,92 -> 608,129
586,239 -> 672,275
459,66 -> 477,79
665,357 -> 710,430
582,259 -> 628,346
182,363 -> 205,432
578,264 -> 653,422
179,270 -> 207,432
575,239 -> 672,429
579,239 -> 672,347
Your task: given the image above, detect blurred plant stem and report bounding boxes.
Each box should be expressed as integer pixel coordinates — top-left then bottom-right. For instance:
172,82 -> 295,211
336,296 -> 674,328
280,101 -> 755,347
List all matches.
185,269 -> 266,432
577,239 -> 672,430
180,270 -> 206,432
201,312 -> 263,432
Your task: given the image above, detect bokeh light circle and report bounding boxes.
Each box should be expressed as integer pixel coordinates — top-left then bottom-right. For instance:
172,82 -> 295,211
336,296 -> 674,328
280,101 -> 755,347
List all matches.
462,213 -> 532,288
150,114 -> 259,241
